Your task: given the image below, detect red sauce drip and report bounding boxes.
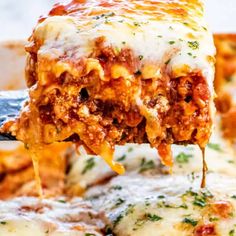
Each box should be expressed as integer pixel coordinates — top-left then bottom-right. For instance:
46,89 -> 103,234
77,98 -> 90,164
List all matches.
194,224 -> 216,236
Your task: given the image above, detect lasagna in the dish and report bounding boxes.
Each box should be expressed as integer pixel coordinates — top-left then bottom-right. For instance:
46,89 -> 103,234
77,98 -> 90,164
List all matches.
0,197 -> 107,236
2,0 -> 216,172
0,143 -> 70,200
86,173 -> 236,236
214,34 -> 236,141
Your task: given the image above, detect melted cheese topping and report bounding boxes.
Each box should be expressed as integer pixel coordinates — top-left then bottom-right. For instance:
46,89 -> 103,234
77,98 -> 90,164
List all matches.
35,0 -> 215,84
0,197 -> 106,236
66,123 -> 236,193
85,173 -> 236,236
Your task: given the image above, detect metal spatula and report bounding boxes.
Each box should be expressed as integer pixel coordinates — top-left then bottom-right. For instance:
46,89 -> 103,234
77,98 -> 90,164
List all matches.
0,90 -> 28,141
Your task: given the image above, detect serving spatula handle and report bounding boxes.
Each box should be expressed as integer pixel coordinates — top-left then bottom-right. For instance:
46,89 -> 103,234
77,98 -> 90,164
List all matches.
0,90 -> 28,140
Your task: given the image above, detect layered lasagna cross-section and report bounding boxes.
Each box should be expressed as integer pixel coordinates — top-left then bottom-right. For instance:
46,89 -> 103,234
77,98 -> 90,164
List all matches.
5,0 -> 215,173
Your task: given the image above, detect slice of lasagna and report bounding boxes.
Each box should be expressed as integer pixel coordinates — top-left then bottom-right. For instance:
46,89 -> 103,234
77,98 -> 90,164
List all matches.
4,0 -> 215,173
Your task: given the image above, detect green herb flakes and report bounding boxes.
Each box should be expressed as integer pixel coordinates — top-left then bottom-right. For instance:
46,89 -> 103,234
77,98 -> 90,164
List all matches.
169,41 -> 175,45
117,154 -> 126,162
127,147 -> 133,152
188,41 -> 199,50
57,199 -> 66,204
158,195 -> 165,199
146,213 -> 162,222
133,22 -> 141,27
229,229 -> 235,236
176,152 -> 193,164
207,143 -> 222,152
193,195 -> 207,208
82,158 -> 96,175
113,214 -> 124,227
115,198 -> 125,207
182,218 -> 198,226
112,185 -> 122,191
139,158 -> 155,173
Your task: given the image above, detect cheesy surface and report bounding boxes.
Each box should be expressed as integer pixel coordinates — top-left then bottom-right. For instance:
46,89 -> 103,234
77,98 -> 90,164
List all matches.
0,197 -> 107,236
35,0 -> 215,84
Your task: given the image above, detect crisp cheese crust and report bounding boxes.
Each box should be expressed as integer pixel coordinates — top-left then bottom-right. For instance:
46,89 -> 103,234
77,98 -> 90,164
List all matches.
4,0 -> 215,173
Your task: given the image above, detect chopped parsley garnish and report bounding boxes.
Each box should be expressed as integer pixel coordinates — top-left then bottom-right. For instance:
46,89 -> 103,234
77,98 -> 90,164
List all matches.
183,189 -> 213,208
125,204 -> 135,216
231,195 -> 236,199
229,229 -> 235,236
193,195 -> 207,207
117,154 -> 126,162
169,26 -> 173,30
188,41 -> 199,50
82,158 -> 96,175
168,41 -> 175,45
157,35 -> 163,38
85,234 -> 96,236
57,199 -> 66,203
113,214 -> 124,226
139,158 -> 155,173
179,203 -> 188,209
158,195 -> 165,199
122,41 -> 126,45
146,213 -> 162,222
0,222 -> 6,225
139,55 -> 144,60
113,205 -> 135,227
112,185 -> 123,190
193,196 -> 207,207
176,152 -> 193,164
115,198 -> 125,207
133,213 -> 162,230
93,12 -> 115,20
209,217 -> 219,222
127,147 -> 133,152
133,22 -> 141,27
188,52 -> 193,56
207,143 -> 222,152
182,218 -> 198,226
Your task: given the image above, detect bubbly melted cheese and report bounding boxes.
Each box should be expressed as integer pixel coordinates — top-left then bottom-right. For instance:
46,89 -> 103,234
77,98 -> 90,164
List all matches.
85,173 -> 236,236
66,123 -> 236,193
35,0 -> 215,85
0,197 -> 106,236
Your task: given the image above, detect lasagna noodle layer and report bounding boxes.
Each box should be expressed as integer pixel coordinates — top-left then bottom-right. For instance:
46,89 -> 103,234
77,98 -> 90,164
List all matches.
4,0 -> 215,173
